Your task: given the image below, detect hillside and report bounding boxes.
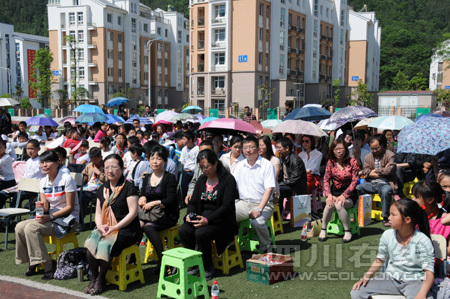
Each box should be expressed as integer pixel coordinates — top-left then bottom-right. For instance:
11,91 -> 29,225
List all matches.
2,0 -> 449,90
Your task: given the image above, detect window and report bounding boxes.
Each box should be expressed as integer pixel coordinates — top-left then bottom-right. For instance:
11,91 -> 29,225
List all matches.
186,34 -> 189,43
320,5 -> 323,16
178,31 -> 182,43
314,0 -> 318,16
215,4 -> 226,18
132,35 -> 137,50
259,28 -> 263,41
326,8 -> 329,18
214,76 -> 225,88
118,51 -> 122,60
165,29 -> 168,37
312,60 -> 317,78
144,56 -> 148,65
69,13 -> 75,26
109,31 -> 114,41
77,30 -> 84,43
131,18 -> 136,32
132,70 -> 137,84
280,8 -> 285,27
313,20 -> 318,37
118,69 -> 123,78
79,67 -> 85,79
296,16 -> 300,27
132,53 -> 137,68
279,55 -> 285,74
107,49 -> 113,59
259,4 -> 263,16
157,27 -> 161,36
279,31 -> 285,50
144,71 -> 148,81
340,10 -> 345,26
107,13 -> 112,23
258,52 -> 263,65
118,34 -> 122,43
69,30 -> 76,40
77,12 -> 83,25
214,53 -> 225,65
143,23 -> 148,33
214,100 -> 225,110
214,29 -> 226,42
77,49 -> 84,61
118,16 -> 122,25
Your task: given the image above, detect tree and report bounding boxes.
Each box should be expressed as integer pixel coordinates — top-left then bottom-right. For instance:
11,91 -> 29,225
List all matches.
408,72 -> 428,90
72,86 -> 90,103
350,80 -> 373,107
392,71 -> 409,90
257,82 -> 276,119
14,85 -> 23,100
111,88 -> 133,101
29,47 -> 53,108
435,89 -> 450,106
65,35 -> 79,105
333,79 -> 341,107
20,97 -> 32,109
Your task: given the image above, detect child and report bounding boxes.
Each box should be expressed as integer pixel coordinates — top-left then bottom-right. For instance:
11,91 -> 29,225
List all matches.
125,144 -> 145,187
99,136 -> 112,159
53,146 -> 70,174
44,126 -> 58,141
128,128 -> 136,137
351,199 -> 436,299
111,133 -> 128,158
32,126 -> 47,144
12,121 -> 30,141
62,128 -> 81,153
438,170 -> 450,193
135,130 -> 148,146
72,140 -> 90,164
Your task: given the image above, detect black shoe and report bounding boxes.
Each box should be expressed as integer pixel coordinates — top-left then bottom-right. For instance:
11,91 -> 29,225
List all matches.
342,230 -> 352,243
318,228 -> 327,242
41,271 -> 54,280
204,269 -> 214,281
187,266 -> 199,276
24,264 -> 39,277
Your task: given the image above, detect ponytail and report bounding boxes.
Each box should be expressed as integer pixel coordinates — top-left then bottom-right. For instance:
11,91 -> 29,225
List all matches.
393,199 -> 431,240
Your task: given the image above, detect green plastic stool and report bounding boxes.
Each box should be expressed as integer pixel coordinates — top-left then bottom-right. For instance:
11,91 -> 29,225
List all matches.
237,218 -> 277,253
326,205 -> 360,236
157,247 -> 209,299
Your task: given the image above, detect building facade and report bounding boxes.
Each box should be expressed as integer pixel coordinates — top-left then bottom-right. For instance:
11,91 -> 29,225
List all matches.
47,0 -> 189,109
0,23 -> 49,99
429,40 -> 450,91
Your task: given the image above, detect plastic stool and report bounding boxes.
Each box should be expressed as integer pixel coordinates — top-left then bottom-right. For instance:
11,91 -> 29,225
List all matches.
157,247 -> 209,299
43,232 -> 79,261
144,225 -> 182,263
403,177 -> 419,199
326,205 -> 360,236
237,218 -> 276,253
271,204 -> 284,234
106,244 -> 145,291
311,189 -> 323,213
212,236 -> 244,275
371,194 -> 393,220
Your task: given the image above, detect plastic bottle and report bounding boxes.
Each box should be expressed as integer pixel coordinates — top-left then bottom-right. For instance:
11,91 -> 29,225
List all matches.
211,280 -> 219,299
301,227 -> 308,241
36,202 -> 44,218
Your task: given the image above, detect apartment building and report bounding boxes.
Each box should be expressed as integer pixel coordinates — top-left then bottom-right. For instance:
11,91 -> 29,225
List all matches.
47,0 -> 189,109
0,23 -> 49,98
189,0 -> 357,113
429,39 -> 450,91
347,9 -> 381,92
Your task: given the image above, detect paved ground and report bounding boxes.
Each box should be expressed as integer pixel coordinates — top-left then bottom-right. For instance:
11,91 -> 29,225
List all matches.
0,275 -> 108,299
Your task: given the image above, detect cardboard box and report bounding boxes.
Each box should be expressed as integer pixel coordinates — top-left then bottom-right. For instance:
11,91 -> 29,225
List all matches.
246,253 -> 294,285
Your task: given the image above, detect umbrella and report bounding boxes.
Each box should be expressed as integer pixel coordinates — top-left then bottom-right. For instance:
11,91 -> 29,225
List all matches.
416,113 -> 442,123
35,113 -> 52,118
105,114 -> 125,124
26,116 -> 59,127
433,110 -> 450,117
199,118 -> 257,134
106,97 -> 129,107
249,120 -> 263,133
354,117 -> 380,129
75,113 -> 108,123
272,119 -> 327,137
328,106 -> 377,127
318,118 -> 338,131
368,116 -> 414,131
397,117 -> 450,156
59,116 -> 76,126
181,105 -> 203,113
155,110 -> 179,123
261,119 -> 282,129
200,117 -> 219,124
193,114 -> 206,120
0,98 -> 20,106
73,104 -> 105,114
170,113 -> 193,122
283,106 -> 332,121
125,117 -> 153,125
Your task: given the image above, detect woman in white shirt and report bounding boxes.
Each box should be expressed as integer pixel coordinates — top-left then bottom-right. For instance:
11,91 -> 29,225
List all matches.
220,136 -> 245,174
299,135 -> 322,193
0,140 -> 15,190
15,150 -> 79,280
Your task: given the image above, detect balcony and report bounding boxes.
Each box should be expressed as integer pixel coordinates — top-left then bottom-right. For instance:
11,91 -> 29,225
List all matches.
197,87 -> 205,96
87,42 -> 97,49
198,17 -> 205,26
88,60 -> 97,67
288,25 -> 297,32
327,37 -> 333,42
211,65 -> 226,72
211,41 -> 226,48
288,47 -> 297,54
198,40 -> 205,49
327,56 -> 332,61
211,88 -> 225,96
320,55 -> 327,60
212,18 -> 226,25
88,78 -> 98,85
87,23 -> 96,30
198,63 -> 205,72
299,49 -> 304,55
320,35 -> 327,40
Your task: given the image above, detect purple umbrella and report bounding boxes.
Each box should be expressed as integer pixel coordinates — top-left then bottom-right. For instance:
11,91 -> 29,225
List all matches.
26,116 -> 59,127
328,106 -> 377,127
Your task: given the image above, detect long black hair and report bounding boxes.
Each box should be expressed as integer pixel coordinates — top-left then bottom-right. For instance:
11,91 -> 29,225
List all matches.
393,199 -> 431,240
412,179 -> 450,212
258,135 -> 274,160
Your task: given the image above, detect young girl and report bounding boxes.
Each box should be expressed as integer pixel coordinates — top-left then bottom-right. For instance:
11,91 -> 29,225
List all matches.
71,140 -> 90,165
135,130 -> 148,146
351,199 -> 436,299
438,170 -> 450,193
111,133 -> 128,158
99,137 -> 112,159
412,180 -> 450,256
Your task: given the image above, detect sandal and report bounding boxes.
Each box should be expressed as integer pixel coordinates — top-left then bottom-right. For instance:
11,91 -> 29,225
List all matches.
342,230 -> 352,243
24,264 -> 39,277
318,228 -> 327,242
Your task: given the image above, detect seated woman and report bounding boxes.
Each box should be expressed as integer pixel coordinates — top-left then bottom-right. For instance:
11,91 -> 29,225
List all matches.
15,150 -> 79,279
319,139 -> 359,243
178,149 -> 238,281
220,136 -> 244,174
138,145 -> 179,273
259,135 -> 280,200
299,135 -> 322,193
84,154 -> 140,295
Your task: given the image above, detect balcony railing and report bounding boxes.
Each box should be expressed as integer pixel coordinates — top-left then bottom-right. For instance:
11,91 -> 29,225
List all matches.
211,41 -> 226,48
320,35 -> 327,40
198,63 -> 205,72
211,88 -> 225,96
197,87 -> 205,95
212,18 -> 226,24
87,23 -> 96,30
198,17 -> 205,26
88,60 -> 97,67
198,40 -> 205,49
211,65 -> 226,72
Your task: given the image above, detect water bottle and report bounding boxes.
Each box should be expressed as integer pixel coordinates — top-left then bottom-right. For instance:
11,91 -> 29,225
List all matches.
211,280 -> 219,299
301,228 -> 308,242
36,202 -> 44,218
77,264 -> 83,282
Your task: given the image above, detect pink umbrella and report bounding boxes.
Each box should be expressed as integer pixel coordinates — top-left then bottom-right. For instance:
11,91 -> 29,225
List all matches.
59,116 -> 76,126
199,118 -> 257,134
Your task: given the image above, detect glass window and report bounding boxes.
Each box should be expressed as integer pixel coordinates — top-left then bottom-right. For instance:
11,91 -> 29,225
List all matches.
214,77 -> 225,88
280,8 -> 285,27
259,28 -> 263,40
314,20 -> 318,37
69,13 -> 75,25
144,23 -> 148,33
131,18 -> 136,33
118,16 -> 122,25
79,67 -> 85,79
259,3 -> 263,16
77,49 -> 84,61
77,12 -> 83,25
214,29 -> 226,42
77,30 -> 84,43
107,13 -> 112,23
214,53 -> 225,65
118,34 -> 122,43
259,52 -> 263,65
279,31 -> 285,50
215,4 -> 226,18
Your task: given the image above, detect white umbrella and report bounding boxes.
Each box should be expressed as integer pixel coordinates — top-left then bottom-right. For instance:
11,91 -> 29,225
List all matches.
354,117 -> 380,129
318,118 -> 338,131
0,98 -> 19,107
273,119 -> 327,137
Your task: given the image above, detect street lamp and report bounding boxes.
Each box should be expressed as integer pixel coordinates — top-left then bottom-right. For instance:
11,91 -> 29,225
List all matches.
0,67 -> 12,95
146,37 -> 163,108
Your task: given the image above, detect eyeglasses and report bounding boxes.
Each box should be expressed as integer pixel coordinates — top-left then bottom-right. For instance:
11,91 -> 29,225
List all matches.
243,146 -> 257,151
333,147 -> 345,152
105,166 -> 121,171
301,140 -> 310,143
199,164 -> 213,171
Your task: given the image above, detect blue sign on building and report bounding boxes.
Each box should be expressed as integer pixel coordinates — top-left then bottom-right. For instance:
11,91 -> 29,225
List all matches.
52,70 -> 59,76
238,55 -> 248,63
352,76 -> 359,81
445,86 -> 450,90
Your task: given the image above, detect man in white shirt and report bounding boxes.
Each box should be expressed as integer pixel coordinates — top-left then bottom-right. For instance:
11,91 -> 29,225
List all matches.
234,135 -> 276,253
179,130 -> 199,206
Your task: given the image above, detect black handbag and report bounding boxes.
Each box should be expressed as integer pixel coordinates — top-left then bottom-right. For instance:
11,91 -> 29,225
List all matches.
138,204 -> 165,222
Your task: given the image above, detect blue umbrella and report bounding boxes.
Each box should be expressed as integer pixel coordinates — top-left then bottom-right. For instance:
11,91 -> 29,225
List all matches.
283,106 -> 332,121
368,115 -> 414,131
181,105 -> 203,113
415,113 -> 442,123
75,113 -> 108,123
106,97 -> 129,107
105,114 -> 125,124
73,104 -> 105,114
125,117 -> 153,125
26,116 -> 59,127
261,119 -> 282,129
397,117 -> 450,156
200,117 -> 219,124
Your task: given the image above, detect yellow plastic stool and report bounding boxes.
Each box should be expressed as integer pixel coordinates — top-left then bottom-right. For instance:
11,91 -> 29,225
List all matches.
106,244 -> 145,291
371,194 -> 384,220
43,232 -> 79,261
144,225 -> 182,263
403,177 -> 419,199
271,204 -> 284,234
212,236 -> 244,275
